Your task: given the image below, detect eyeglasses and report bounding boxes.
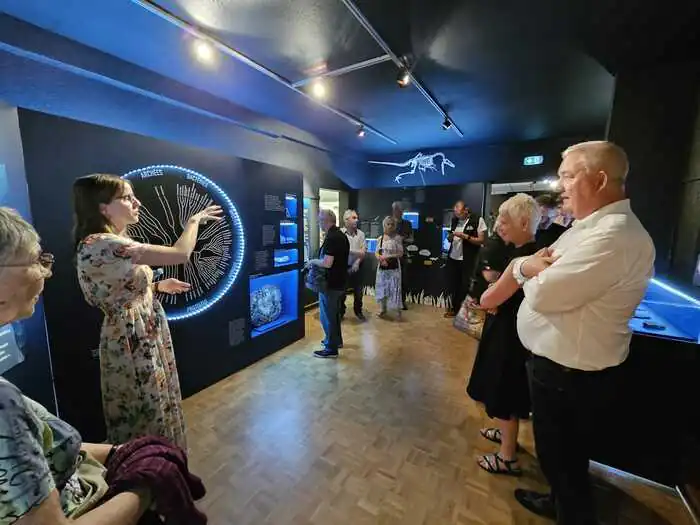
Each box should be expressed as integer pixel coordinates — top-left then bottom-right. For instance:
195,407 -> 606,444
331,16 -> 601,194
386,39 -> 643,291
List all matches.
117,194 -> 138,204
0,251 -> 54,270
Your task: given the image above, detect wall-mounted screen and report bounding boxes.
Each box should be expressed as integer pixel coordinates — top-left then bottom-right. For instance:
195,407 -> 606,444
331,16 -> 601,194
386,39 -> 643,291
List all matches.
250,270 -> 299,337
123,165 -> 246,321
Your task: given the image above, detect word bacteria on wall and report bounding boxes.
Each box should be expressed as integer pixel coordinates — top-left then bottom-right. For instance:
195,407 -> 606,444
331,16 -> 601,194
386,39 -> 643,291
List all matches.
123,165 -> 245,321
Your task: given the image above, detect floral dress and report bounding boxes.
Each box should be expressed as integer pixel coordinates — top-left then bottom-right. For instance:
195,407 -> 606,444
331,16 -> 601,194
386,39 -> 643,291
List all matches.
76,233 -> 186,449
374,234 -> 403,311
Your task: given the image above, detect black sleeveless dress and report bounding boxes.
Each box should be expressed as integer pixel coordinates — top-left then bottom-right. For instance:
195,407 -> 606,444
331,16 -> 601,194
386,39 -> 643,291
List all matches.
466,241 -> 537,420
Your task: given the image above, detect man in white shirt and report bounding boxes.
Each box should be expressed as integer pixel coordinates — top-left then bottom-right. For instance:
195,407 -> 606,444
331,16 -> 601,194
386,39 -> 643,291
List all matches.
509,141 -> 655,523
341,209 -> 367,321
444,201 -> 487,317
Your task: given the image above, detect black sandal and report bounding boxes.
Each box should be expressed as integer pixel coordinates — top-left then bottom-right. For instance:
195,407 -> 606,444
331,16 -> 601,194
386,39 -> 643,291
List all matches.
480,427 -> 502,444
477,453 -> 522,476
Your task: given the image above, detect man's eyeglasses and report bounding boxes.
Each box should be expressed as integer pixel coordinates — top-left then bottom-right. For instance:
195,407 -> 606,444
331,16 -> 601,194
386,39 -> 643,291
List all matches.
0,251 -> 54,270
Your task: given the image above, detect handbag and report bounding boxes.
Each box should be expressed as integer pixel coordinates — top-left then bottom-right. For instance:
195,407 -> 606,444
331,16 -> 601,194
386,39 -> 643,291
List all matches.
304,263 -> 327,293
377,235 -> 399,270
453,296 -> 485,340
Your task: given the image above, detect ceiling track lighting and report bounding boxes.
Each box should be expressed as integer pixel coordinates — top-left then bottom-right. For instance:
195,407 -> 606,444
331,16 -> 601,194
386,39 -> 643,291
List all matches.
396,67 -> 411,88
357,126 -> 366,138
442,118 -> 452,130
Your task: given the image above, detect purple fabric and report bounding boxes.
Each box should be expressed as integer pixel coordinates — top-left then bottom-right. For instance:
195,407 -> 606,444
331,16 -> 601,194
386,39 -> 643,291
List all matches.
105,436 -> 206,525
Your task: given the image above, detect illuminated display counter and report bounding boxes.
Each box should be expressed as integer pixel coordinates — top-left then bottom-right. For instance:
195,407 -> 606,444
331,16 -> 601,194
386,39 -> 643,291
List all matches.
592,278 -> 700,490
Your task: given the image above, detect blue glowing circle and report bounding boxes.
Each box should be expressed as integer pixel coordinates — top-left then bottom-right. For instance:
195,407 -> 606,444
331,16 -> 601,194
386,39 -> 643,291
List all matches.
123,165 -> 245,321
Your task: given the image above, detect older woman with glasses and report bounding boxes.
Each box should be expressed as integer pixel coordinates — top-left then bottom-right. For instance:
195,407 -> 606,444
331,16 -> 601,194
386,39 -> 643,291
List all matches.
466,193 -> 540,476
0,207 -> 154,524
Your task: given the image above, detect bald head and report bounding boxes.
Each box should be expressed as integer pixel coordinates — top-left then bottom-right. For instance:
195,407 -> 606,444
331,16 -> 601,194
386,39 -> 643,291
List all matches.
558,141 -> 628,220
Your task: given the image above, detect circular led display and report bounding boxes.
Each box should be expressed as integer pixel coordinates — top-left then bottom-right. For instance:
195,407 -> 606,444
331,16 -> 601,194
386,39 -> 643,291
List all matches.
123,165 -> 245,321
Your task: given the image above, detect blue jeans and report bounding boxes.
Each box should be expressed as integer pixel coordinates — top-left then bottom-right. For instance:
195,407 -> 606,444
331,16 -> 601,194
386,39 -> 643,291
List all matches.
319,289 -> 343,351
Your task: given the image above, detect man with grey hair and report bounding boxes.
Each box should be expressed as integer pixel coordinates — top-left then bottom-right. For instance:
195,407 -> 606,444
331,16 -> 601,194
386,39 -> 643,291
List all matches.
307,209 -> 349,358
340,209 -> 367,321
507,141 -> 655,523
391,201 -> 413,309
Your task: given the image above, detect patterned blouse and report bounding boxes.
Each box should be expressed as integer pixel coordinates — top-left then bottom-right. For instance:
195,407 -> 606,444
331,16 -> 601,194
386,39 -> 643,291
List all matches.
0,378 -> 102,522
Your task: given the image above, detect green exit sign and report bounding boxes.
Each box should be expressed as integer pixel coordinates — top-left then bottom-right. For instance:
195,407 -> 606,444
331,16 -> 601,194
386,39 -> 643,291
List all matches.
523,155 -> 544,166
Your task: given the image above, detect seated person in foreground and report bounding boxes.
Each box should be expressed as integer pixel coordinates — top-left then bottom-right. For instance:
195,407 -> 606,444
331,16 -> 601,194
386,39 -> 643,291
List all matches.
0,207 -> 205,525
466,194 -> 539,476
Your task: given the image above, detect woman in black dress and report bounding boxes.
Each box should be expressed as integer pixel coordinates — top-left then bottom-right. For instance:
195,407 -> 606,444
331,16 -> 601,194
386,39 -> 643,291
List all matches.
466,193 -> 540,476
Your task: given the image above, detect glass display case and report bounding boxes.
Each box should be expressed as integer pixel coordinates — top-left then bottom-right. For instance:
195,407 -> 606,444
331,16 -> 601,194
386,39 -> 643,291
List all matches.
249,270 -> 299,337
441,226 -> 451,253
630,278 -> 700,343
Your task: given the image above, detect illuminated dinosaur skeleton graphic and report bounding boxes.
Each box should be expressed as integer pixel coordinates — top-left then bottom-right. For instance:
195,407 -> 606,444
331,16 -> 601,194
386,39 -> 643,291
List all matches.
369,152 -> 456,185
128,183 -> 233,305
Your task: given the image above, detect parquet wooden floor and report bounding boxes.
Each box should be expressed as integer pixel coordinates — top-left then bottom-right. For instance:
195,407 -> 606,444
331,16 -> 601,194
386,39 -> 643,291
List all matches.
183,301 -> 692,525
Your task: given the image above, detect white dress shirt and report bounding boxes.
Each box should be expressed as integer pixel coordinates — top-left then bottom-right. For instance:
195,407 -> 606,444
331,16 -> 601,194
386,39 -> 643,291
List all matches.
516,199 -> 655,371
449,216 -> 487,261
341,227 -> 366,267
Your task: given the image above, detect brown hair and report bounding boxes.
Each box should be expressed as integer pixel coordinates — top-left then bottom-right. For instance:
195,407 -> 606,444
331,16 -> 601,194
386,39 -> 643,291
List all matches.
72,174 -> 128,249
535,193 -> 561,209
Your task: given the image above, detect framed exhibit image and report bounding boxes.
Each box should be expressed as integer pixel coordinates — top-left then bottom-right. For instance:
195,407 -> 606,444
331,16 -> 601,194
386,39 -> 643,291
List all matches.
250,270 -> 299,337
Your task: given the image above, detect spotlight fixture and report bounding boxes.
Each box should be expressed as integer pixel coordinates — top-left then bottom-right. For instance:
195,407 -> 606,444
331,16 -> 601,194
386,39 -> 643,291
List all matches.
193,40 -> 214,64
441,117 -> 452,130
396,68 -> 411,88
357,126 -> 366,138
311,80 -> 327,100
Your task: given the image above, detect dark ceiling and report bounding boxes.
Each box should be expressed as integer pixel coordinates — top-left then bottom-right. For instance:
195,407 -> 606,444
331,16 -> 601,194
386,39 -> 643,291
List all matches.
1,0 -> 698,155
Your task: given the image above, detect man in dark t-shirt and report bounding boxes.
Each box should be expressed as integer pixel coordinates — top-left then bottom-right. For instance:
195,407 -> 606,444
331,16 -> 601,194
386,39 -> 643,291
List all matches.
535,193 -> 568,250
308,209 -> 349,358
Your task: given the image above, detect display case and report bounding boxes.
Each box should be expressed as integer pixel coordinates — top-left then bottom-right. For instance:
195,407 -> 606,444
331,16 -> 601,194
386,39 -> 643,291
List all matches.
273,248 -> 298,268
249,270 -> 299,338
629,278 -> 700,342
592,277 -> 700,488
279,221 -> 298,245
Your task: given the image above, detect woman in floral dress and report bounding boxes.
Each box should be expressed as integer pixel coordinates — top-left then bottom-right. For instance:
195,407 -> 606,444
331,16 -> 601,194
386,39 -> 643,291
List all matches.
374,216 -> 404,319
73,174 -> 221,449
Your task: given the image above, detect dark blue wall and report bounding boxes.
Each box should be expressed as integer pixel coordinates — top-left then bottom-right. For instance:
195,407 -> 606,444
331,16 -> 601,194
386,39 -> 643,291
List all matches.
0,14 -> 368,191
364,136 -> 594,188
0,105 -> 57,413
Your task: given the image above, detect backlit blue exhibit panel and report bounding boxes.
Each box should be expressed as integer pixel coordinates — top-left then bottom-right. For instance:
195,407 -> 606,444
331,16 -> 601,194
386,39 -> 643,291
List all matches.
280,221 -> 298,245
404,211 -> 419,230
285,194 -> 298,220
591,277 -> 700,488
123,165 -> 246,321
441,226 -> 451,253
629,278 -> 700,342
366,238 -> 378,253
274,248 -> 298,268
250,270 -> 299,337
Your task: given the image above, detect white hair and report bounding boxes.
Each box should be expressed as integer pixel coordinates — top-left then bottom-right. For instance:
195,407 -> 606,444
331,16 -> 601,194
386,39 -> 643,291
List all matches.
343,209 -> 357,222
0,207 -> 39,268
391,201 -> 403,212
499,193 -> 539,236
562,140 -> 629,184
382,215 -> 397,232
319,208 -> 337,225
